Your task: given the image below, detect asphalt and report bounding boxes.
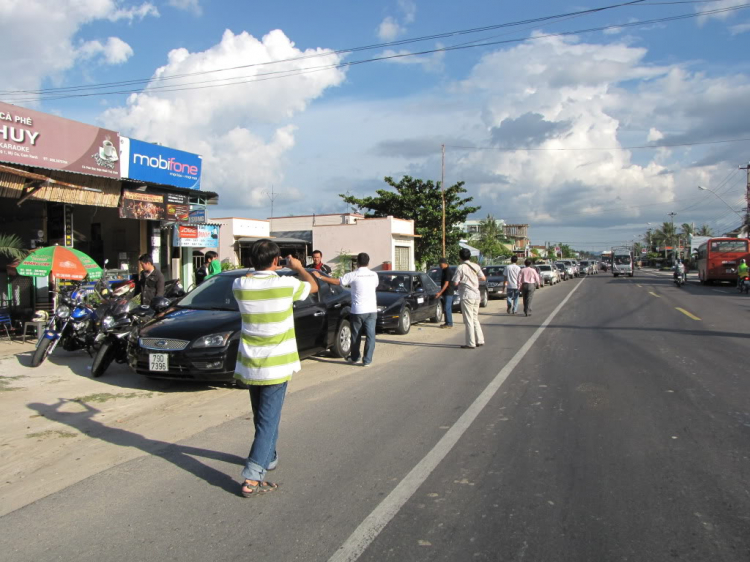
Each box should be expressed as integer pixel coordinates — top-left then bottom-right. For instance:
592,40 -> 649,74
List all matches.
3,271 -> 750,562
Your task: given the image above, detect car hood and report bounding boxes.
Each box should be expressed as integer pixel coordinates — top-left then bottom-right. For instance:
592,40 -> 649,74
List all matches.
376,292 -> 408,308
140,308 -> 240,340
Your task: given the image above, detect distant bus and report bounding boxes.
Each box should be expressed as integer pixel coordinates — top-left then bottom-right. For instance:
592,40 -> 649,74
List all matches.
601,250 -> 613,271
696,237 -> 750,284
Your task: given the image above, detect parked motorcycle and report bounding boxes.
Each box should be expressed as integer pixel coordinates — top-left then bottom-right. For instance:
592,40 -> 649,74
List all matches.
90,294 -> 177,378
31,285 -> 99,367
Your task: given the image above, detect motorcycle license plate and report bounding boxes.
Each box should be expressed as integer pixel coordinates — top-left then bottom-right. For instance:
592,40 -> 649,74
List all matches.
149,353 -> 169,372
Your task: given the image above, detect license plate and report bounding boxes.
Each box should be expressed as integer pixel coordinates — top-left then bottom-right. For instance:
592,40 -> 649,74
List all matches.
726,269 -> 734,274
149,353 -> 169,372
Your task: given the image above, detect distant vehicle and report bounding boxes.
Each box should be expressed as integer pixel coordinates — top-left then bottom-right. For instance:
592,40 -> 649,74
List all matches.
536,264 -> 560,285
696,237 -> 750,285
427,266 -> 489,310
481,265 -> 506,299
601,251 -> 612,271
375,271 -> 443,334
555,262 -> 571,280
612,247 -> 634,277
579,260 -> 591,275
560,260 -> 579,277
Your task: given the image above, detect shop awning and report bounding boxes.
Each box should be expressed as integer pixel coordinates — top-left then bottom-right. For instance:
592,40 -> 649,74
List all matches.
238,237 -> 309,244
459,241 -> 481,257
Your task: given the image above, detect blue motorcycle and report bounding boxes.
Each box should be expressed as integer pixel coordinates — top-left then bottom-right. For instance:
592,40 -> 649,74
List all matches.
31,284 -> 100,368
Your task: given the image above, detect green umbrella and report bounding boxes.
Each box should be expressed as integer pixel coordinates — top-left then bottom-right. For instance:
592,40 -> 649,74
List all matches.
16,246 -> 103,281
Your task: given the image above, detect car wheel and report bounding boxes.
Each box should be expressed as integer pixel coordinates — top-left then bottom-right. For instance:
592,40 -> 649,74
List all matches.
430,301 -> 444,324
480,289 -> 489,308
331,318 -> 352,358
396,308 -> 411,335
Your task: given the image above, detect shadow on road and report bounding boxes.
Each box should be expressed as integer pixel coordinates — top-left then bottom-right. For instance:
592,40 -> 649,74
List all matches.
375,338 -> 461,348
27,398 -> 245,496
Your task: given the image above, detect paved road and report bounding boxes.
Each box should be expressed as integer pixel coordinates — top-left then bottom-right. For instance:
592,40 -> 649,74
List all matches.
3,272 -> 750,562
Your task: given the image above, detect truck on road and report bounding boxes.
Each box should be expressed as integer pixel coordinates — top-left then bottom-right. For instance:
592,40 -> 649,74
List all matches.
612,247 -> 634,277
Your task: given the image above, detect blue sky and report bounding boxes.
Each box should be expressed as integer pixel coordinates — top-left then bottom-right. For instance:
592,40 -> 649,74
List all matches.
4,0 -> 750,250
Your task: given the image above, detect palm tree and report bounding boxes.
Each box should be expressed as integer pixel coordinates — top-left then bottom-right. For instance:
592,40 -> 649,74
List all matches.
696,224 -> 714,236
0,234 -> 28,261
680,223 -> 694,238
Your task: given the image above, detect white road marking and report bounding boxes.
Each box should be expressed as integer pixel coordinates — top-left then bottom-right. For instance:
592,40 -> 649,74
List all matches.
328,280 -> 585,562
712,289 -> 728,294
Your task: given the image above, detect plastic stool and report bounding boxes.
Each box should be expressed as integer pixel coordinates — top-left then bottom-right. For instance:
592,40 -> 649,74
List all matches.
22,321 -> 46,343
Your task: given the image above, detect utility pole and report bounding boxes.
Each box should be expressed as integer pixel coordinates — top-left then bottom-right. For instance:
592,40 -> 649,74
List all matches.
264,185 -> 280,219
667,212 -> 677,263
441,144 -> 446,257
740,162 -> 750,236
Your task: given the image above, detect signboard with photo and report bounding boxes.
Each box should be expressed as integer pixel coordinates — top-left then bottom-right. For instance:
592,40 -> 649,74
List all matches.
173,224 -> 219,248
120,137 -> 202,190
119,190 -> 165,220
0,101 -> 120,178
165,192 -> 190,221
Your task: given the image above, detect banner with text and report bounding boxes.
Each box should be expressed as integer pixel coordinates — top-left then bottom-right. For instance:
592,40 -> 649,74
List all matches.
0,101 -> 120,178
173,224 -> 219,248
119,189 -> 190,221
120,137 -> 201,190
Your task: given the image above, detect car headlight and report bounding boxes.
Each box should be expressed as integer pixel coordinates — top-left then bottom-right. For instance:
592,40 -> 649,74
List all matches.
377,305 -> 387,313
192,332 -> 233,348
56,305 -> 70,319
101,315 -> 115,331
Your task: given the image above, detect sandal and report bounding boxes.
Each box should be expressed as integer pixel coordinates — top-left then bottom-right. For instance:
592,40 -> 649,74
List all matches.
241,480 -> 279,498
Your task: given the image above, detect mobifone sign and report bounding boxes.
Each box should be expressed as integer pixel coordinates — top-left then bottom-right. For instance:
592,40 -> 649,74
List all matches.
120,137 -> 202,190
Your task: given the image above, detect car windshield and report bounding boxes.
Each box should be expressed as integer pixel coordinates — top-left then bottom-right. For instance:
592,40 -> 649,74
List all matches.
483,267 -> 505,276
377,273 -> 411,293
580,261 -> 589,266
538,265 -> 552,271
710,240 -> 748,253
555,264 -> 565,269
177,274 -> 240,311
614,256 -> 630,264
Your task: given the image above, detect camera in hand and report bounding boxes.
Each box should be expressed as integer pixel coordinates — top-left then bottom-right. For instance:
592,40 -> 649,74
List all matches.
278,258 -> 288,267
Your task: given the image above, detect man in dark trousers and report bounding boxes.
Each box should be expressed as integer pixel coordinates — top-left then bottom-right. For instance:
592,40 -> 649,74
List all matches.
135,254 -> 165,306
435,257 -> 454,328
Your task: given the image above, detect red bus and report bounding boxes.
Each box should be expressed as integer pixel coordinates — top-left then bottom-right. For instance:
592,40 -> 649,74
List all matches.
695,237 -> 750,284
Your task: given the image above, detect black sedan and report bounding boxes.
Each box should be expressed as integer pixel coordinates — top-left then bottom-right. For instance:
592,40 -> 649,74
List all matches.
127,269 -> 352,383
427,266 -> 489,310
482,265 -> 506,299
376,271 -> 443,334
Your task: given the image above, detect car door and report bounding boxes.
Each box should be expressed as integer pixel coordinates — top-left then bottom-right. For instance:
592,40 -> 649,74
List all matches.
419,273 -> 440,318
410,274 -> 430,321
293,285 -> 327,358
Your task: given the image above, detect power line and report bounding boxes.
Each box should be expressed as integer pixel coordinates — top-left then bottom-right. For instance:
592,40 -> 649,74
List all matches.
447,137 -> 750,153
4,2 -> 749,103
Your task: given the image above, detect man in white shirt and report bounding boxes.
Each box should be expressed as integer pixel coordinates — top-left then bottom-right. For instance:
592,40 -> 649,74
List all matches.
313,252 -> 379,366
452,248 -> 486,349
503,255 -> 521,315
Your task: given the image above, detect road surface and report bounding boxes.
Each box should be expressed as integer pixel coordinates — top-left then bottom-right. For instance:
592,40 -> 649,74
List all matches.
3,271 -> 749,562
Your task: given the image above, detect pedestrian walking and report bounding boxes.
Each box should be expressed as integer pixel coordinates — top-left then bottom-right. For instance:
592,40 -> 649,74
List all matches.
134,254 -> 165,306
518,259 -> 542,317
311,250 -> 332,274
204,251 -> 221,280
452,248 -> 486,349
503,255 -> 521,314
232,240 -> 318,497
314,252 -> 379,366
435,257 -> 454,328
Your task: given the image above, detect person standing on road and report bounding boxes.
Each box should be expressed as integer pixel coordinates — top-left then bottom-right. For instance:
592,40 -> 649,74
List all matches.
518,259 -> 542,317
435,258 -> 454,329
503,256 -> 521,315
453,248 -> 486,349
134,254 -> 165,306
204,251 -> 221,280
311,250 -> 332,274
233,240 -> 318,497
314,252 -> 379,366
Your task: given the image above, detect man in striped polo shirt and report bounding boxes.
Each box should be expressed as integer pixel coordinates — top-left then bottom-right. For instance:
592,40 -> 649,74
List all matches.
233,240 -> 318,497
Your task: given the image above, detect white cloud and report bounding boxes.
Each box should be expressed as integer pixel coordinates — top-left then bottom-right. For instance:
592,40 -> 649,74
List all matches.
730,22 -> 750,34
167,0 -> 201,16
377,16 -> 405,41
380,45 -> 445,73
0,0 -> 158,94
102,29 -> 346,209
79,37 -> 134,65
398,0 -> 417,24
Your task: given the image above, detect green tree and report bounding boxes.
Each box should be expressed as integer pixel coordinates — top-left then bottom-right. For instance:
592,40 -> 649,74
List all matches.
341,176 -> 480,268
0,234 -> 28,261
475,214 -> 505,260
680,223 -> 694,238
696,224 -> 714,236
557,243 -> 575,259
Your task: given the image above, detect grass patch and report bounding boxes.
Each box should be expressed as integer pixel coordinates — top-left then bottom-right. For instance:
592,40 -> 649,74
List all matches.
0,375 -> 26,392
73,391 -> 153,404
26,430 -> 78,440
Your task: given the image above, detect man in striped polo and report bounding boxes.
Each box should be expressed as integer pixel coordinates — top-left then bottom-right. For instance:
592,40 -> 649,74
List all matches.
233,240 -> 318,497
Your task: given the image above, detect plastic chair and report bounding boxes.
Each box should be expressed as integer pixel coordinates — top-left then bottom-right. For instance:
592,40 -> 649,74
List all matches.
0,310 -> 12,342
22,321 -> 46,343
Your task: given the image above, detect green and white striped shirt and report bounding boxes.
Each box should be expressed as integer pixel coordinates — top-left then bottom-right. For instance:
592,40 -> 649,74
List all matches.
232,272 -> 311,385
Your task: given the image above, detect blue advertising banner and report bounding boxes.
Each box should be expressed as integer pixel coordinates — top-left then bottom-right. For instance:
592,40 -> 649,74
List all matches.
173,224 -> 219,248
120,137 -> 202,190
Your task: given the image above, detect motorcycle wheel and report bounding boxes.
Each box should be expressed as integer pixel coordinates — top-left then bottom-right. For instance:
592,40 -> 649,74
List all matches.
91,341 -> 116,378
31,337 -> 53,368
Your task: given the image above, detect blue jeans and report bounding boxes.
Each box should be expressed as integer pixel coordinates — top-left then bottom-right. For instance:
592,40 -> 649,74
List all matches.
442,295 -> 454,326
350,312 -> 376,365
506,288 -> 519,312
242,382 -> 288,482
